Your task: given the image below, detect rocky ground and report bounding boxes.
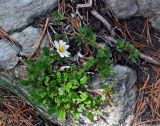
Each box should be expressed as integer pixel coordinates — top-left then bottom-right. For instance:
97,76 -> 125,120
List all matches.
0,0 -> 160,126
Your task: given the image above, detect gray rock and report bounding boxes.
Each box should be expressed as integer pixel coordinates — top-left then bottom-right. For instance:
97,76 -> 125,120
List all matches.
79,65 -> 137,126
0,40 -> 19,70
149,16 -> 160,31
137,0 -> 160,17
136,0 -> 160,31
0,26 -> 48,70
0,0 -> 57,32
104,0 -> 160,31
105,0 -> 138,18
11,26 -> 48,57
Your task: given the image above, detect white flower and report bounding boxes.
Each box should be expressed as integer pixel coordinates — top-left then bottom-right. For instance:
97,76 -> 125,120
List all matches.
54,40 -> 70,58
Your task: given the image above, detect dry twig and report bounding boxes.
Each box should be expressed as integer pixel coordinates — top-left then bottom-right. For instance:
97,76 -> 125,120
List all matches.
28,18 -> 49,60
91,10 -> 116,37
76,0 -> 92,19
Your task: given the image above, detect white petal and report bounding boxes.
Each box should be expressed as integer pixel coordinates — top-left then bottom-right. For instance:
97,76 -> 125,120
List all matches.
63,42 -> 66,45
59,40 -> 65,45
64,45 -> 70,49
64,51 -> 70,55
59,52 -> 65,57
63,51 -> 70,57
54,41 -> 59,49
57,50 -> 60,54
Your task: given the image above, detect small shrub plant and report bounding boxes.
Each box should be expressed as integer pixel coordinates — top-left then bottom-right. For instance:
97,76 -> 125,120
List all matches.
116,39 -> 140,63
22,11 -> 140,122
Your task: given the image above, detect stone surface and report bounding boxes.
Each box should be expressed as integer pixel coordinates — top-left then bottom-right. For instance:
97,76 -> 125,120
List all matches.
0,26 -> 48,70
105,0 -> 138,18
11,26 -> 48,57
136,0 -> 160,31
0,40 -> 19,70
137,0 -> 160,17
149,16 -> 160,31
0,0 -> 57,32
104,0 -> 160,31
79,65 -> 137,126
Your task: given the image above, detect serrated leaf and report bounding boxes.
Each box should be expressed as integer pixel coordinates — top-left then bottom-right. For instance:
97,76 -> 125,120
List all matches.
87,112 -> 94,120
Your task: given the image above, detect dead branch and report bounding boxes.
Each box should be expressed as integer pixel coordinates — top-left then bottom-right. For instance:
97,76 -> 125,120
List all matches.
47,30 -> 54,48
77,0 -> 92,8
91,10 -> 116,37
28,18 -> 49,60
76,0 -> 93,20
139,53 -> 160,66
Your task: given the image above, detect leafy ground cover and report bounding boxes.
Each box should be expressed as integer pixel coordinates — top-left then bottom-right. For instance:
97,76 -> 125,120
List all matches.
20,0 -> 140,122
1,0 -> 160,125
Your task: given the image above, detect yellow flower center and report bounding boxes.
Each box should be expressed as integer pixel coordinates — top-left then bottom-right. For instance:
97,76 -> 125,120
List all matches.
59,45 -> 65,53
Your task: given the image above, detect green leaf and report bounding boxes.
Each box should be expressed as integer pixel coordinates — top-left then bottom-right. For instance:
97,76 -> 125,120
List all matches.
77,107 -> 83,113
59,110 -> 66,121
37,88 -> 47,98
63,73 -> 68,83
97,49 -> 106,58
49,93 -> 57,98
58,88 -> 64,95
87,112 -> 94,120
52,11 -> 64,26
43,47 -> 50,56
72,85 -> 78,89
20,80 -> 30,86
116,39 -> 126,52
45,76 -> 50,86
42,99 -> 47,104
71,111 -> 80,120
80,76 -> 88,85
56,72 -> 61,79
80,92 -> 88,101
54,33 -> 67,41
84,100 -> 91,105
77,104 -> 85,112
64,103 -> 70,109
65,82 -> 72,92
75,26 -> 96,46
130,50 -> 139,58
55,97 -> 61,106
